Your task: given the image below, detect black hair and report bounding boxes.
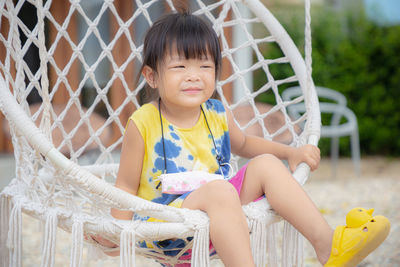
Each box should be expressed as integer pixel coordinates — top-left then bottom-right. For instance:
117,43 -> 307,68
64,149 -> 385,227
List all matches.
137,11 -> 222,102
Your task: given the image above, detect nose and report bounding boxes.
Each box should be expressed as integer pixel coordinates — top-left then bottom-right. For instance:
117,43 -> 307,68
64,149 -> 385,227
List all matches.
185,68 -> 200,82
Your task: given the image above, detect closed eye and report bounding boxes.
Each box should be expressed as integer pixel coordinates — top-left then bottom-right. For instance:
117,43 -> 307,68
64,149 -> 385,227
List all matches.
173,65 -> 185,68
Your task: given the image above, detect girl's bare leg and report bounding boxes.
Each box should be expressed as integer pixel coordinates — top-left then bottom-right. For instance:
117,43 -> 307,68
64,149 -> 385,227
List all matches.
182,180 -> 255,267
239,154 -> 334,265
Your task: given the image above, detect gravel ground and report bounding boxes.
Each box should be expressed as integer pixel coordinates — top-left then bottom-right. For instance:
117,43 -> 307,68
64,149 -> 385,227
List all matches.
13,156 -> 400,266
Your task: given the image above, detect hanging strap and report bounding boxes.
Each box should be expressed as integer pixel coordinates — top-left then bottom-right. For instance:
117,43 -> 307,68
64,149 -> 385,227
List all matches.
304,0 -> 313,123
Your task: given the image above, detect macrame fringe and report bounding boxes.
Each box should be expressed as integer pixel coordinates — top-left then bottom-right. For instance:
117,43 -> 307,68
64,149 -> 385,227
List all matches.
120,228 -> 136,267
41,210 -> 58,267
190,225 -> 210,267
7,199 -> 22,267
282,221 -> 304,267
87,242 -> 106,261
266,223 -> 279,267
1,196 -> 11,267
70,220 -> 83,267
249,219 -> 268,267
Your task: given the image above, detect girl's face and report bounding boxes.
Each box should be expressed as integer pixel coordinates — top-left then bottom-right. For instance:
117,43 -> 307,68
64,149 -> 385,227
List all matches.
143,49 -> 216,110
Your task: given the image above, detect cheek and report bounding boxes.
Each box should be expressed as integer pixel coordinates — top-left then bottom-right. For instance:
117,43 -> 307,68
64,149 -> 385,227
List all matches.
205,74 -> 216,86
159,74 -> 172,86
162,73 -> 180,84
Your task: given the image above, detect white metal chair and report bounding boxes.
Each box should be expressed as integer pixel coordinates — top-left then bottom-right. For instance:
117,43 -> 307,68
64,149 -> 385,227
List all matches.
0,0 -> 320,266
282,86 -> 360,177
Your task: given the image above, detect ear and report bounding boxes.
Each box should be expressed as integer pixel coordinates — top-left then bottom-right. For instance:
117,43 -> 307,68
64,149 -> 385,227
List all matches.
142,65 -> 157,88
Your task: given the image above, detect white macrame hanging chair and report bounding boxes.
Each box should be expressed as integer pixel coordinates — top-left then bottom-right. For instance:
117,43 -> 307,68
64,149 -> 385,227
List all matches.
0,0 -> 321,266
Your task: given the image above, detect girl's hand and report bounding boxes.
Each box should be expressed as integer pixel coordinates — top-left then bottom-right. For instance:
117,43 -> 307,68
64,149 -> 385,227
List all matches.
287,144 -> 320,172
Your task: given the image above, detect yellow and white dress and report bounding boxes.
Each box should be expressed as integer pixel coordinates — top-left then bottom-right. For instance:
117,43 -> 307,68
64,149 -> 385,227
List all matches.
128,98 -> 231,210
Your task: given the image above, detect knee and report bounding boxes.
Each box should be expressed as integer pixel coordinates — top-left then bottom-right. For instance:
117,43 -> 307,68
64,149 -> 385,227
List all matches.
250,154 -> 281,168
202,180 -> 240,207
247,154 -> 286,182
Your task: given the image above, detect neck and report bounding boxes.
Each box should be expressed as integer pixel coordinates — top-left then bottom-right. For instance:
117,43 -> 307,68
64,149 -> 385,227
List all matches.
158,99 -> 202,128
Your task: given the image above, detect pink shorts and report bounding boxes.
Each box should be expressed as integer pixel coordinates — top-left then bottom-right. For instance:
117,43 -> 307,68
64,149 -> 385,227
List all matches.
229,163 -> 264,202
229,162 -> 249,195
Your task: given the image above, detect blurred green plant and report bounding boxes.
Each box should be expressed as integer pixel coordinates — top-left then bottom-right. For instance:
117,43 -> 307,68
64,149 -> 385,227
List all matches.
255,5 -> 400,156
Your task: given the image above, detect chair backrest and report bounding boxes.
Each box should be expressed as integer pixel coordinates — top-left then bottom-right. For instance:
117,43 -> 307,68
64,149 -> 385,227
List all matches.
0,0 -> 318,172
0,2 -> 320,266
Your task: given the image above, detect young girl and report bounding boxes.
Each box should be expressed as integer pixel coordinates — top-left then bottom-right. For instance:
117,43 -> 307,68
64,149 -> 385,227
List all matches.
96,11 -> 390,267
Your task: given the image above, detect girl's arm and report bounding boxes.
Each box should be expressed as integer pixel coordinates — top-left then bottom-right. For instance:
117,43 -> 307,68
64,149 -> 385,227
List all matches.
111,121 -> 144,219
91,121 -> 144,253
227,106 -> 320,172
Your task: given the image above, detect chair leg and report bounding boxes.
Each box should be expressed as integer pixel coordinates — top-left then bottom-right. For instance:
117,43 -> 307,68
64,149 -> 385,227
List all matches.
330,136 -> 339,178
351,130 -> 361,177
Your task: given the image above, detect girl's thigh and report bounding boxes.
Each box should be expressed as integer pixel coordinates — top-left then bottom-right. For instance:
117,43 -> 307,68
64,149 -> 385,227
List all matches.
234,155 -> 284,205
181,179 -> 239,211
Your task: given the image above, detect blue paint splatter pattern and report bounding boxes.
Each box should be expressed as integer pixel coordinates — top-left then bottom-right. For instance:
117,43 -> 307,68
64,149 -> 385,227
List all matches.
128,99 -> 231,210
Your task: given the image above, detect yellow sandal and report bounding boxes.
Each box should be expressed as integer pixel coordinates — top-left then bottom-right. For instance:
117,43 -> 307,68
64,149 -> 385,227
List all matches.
324,208 -> 390,267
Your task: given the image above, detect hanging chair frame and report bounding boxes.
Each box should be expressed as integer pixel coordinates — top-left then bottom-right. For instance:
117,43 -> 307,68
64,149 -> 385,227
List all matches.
0,0 -> 320,266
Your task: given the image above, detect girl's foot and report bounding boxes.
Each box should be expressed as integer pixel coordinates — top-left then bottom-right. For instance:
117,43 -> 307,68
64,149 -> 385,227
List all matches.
324,208 -> 390,267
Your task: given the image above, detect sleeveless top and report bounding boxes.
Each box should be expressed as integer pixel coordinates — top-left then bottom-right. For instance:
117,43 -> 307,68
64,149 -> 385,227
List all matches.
128,98 -> 231,208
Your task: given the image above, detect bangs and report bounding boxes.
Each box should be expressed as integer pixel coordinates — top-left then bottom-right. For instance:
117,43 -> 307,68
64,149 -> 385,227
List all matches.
143,12 -> 221,75
166,15 -> 219,63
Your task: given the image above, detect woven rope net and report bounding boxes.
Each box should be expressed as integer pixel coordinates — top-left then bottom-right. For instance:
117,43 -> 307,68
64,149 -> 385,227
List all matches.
0,0 -> 320,266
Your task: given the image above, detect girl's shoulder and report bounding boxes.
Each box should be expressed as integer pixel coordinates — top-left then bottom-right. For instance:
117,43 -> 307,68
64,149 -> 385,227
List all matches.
130,103 -> 158,121
203,99 -> 229,131
204,98 -> 226,114
126,103 -> 159,137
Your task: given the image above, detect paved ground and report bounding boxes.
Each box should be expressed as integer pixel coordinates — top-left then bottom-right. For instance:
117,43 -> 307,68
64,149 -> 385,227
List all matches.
302,157 -> 400,267
1,155 -> 399,266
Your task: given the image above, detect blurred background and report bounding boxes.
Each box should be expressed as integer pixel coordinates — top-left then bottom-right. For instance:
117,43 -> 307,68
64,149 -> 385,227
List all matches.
1,0 -> 399,165
262,0 -> 400,158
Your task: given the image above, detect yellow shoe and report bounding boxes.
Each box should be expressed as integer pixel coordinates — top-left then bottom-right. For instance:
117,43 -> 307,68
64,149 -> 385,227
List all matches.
324,208 -> 390,267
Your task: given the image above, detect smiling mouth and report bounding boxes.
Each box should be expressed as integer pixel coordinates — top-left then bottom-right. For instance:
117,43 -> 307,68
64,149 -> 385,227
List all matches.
182,88 -> 202,93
